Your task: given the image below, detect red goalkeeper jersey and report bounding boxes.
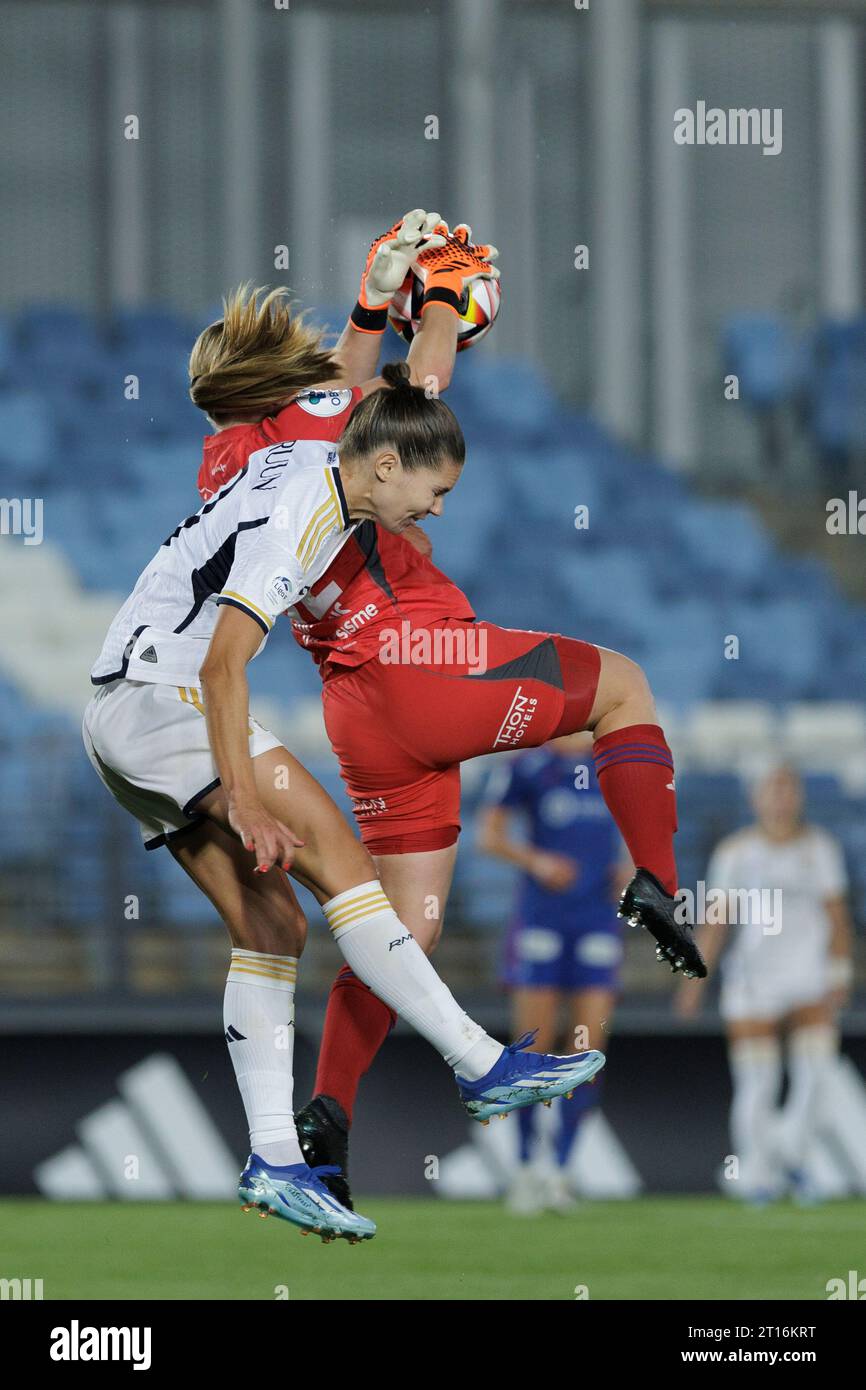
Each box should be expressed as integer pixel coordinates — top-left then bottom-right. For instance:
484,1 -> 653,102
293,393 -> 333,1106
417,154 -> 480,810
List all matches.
197,389 -> 475,678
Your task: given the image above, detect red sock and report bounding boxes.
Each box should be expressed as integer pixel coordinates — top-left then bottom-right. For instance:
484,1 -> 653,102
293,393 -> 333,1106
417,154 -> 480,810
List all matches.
592,724 -> 678,895
313,966 -> 397,1125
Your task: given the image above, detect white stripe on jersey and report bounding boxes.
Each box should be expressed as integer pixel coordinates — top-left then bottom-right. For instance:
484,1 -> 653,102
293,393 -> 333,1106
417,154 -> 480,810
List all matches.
91,439 -> 355,688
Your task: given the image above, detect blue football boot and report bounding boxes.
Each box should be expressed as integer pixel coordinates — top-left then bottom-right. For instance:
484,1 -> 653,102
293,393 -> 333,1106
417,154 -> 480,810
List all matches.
238,1154 -> 376,1243
457,1032 -> 606,1122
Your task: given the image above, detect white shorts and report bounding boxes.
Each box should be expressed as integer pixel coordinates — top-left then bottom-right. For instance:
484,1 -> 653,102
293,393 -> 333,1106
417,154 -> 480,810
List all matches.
719,956 -> 828,1022
82,679 -> 281,850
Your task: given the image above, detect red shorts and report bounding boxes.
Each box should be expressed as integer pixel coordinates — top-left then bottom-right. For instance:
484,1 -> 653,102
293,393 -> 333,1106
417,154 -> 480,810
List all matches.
321,620 -> 601,854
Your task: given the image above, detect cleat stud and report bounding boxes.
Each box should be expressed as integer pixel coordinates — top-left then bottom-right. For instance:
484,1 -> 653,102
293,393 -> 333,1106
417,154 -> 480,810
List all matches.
566,1091 -> 574,1100
497,1112 -> 508,1120
241,1203 -> 252,1213
300,1229 -> 309,1237
629,913 -> 640,927
480,1119 -> 490,1126
543,1100 -> 552,1108
258,1210 -> 269,1219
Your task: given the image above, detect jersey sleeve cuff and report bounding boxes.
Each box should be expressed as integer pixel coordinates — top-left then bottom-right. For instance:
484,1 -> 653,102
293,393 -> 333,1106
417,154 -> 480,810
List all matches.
216,592 -> 274,636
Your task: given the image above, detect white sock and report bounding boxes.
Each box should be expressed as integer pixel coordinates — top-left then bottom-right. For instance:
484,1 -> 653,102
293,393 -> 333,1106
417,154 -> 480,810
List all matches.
782,1025 -> 837,1170
728,1036 -> 782,1193
224,949 -> 303,1166
323,881 -> 503,1078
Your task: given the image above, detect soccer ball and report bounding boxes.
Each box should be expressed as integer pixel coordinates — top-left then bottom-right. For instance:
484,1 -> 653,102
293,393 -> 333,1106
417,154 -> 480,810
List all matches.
388,271 -> 501,352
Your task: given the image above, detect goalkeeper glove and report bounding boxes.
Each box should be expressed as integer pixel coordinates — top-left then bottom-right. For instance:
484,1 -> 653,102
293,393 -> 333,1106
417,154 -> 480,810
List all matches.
413,223 -> 500,317
352,208 -> 446,333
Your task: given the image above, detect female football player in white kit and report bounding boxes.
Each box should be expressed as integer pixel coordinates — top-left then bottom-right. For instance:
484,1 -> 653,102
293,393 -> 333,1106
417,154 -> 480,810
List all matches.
676,765 -> 854,1203
82,361 -> 604,1244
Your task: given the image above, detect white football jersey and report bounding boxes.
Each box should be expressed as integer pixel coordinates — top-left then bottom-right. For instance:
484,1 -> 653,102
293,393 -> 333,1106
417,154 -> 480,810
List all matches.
91,438 -> 356,687
706,825 -> 847,980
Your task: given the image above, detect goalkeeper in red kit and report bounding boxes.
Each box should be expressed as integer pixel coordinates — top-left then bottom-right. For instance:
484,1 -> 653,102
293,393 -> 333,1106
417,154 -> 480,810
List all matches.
189,209 -> 706,1211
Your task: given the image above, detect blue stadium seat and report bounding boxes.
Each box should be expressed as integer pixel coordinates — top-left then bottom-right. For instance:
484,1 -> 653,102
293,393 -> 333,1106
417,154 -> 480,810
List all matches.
811,316 -> 866,453
0,390 -> 57,477
14,305 -> 113,386
0,315 -> 15,380
722,313 -> 807,408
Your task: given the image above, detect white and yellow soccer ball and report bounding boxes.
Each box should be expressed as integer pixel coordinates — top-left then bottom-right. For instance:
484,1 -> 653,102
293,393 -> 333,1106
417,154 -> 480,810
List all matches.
388,271 -> 502,352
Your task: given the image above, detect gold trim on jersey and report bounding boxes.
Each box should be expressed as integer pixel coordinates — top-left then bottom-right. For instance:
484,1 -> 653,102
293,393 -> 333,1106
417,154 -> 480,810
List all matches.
178,686 -> 205,716
220,591 -> 275,630
297,503 -> 340,571
296,495 -> 339,569
178,685 -> 254,736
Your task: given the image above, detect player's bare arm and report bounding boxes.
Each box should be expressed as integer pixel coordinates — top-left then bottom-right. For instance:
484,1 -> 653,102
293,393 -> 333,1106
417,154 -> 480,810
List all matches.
325,208 -> 446,388
674,909 -> 727,1017
199,604 -> 304,874
825,893 -> 854,1009
478,803 -> 578,891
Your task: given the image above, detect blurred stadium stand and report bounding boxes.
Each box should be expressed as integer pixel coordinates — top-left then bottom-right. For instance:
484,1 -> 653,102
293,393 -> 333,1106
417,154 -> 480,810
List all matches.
0,307 -> 864,1020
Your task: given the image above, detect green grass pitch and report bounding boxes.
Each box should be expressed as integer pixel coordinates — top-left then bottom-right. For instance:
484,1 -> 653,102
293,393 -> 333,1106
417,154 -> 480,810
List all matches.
1,1197 -> 861,1301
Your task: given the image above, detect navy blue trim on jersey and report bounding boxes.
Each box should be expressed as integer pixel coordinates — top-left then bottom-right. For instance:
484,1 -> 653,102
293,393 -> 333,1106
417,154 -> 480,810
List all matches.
162,465 -> 249,547
354,520 -> 398,603
143,778 -> 222,851
90,624 -> 149,685
330,464 -> 352,529
183,778 -> 221,817
174,517 -> 269,634
215,594 -> 269,636
144,819 -> 204,852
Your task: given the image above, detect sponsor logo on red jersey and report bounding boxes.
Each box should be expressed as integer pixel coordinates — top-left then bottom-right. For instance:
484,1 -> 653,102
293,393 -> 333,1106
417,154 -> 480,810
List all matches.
493,686 -> 539,749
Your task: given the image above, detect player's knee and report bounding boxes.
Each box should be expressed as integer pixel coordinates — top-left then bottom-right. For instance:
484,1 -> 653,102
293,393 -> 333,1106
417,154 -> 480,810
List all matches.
410,916 -> 443,954
424,921 -> 443,954
234,895 -> 308,958
606,650 -> 654,713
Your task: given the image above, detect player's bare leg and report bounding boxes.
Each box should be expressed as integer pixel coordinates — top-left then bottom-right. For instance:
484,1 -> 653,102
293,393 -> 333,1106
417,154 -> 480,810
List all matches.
505,987 -> 562,1214
512,986 -> 560,1053
171,817 -> 307,955
169,818 -> 376,1241
198,750 -> 504,1090
373,845 -> 458,953
297,843 -> 458,1201
531,987 -> 616,1211
569,986 -> 613,1055
201,746 -> 600,1146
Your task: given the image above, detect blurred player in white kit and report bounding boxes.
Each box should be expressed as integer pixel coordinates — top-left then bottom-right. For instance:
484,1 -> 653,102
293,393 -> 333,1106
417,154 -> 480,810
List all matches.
676,765 -> 854,1204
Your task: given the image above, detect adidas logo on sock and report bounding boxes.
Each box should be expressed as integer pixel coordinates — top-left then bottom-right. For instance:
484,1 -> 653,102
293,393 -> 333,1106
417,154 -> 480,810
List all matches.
224,1025 -> 247,1043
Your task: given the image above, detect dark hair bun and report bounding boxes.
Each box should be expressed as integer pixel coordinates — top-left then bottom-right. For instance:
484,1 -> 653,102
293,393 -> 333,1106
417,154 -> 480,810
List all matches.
381,360 -> 413,390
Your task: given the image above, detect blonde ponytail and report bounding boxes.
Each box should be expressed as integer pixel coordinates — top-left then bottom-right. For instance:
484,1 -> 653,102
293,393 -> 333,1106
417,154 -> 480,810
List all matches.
188,283 -> 339,423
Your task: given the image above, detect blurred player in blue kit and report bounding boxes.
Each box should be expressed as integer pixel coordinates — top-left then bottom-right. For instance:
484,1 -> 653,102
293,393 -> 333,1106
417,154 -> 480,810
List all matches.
478,732 -> 631,1212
